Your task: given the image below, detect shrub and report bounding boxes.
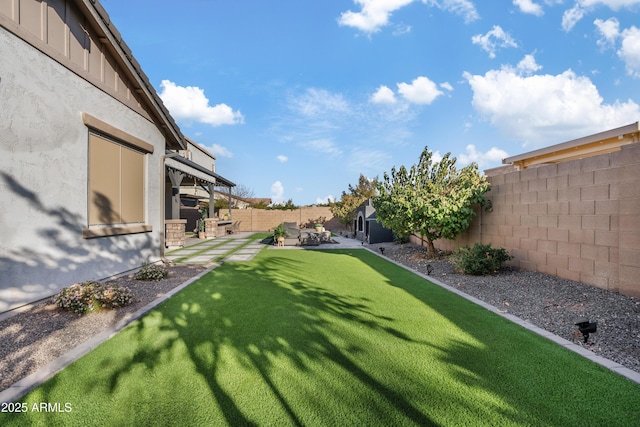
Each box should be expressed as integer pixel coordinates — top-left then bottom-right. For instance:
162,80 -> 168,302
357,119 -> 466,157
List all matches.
134,262 -> 169,281
53,281 -> 133,314
451,243 -> 513,275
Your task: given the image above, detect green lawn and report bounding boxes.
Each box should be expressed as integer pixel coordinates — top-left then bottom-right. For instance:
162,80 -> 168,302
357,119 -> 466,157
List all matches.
2,249 -> 639,426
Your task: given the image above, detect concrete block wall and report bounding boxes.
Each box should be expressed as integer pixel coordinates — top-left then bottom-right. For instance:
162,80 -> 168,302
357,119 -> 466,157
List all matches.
228,207 -> 348,233
413,143 -> 640,298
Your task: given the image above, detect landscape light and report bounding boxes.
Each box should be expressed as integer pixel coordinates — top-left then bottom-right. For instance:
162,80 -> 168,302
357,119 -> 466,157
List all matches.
575,318 -> 597,343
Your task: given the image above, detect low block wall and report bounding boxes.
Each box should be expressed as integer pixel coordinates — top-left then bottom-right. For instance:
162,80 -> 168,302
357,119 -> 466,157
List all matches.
228,207 -> 348,233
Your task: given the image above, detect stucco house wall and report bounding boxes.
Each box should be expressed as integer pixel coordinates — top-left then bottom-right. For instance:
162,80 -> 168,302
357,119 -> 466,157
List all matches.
0,1 -> 182,312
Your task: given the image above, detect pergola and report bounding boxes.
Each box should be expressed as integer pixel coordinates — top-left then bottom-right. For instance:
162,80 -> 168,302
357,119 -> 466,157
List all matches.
165,153 -> 236,221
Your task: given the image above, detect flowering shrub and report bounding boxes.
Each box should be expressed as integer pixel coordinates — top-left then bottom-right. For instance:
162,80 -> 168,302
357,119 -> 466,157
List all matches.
134,263 -> 169,281
53,281 -> 133,314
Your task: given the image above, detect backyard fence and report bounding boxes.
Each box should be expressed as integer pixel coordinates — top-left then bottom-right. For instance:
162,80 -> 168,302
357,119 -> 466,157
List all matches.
229,206 -> 349,234
411,143 -> 640,298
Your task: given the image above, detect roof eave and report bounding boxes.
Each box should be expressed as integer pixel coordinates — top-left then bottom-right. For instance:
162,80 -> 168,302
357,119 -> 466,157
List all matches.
81,0 -> 186,150
503,122 -> 640,169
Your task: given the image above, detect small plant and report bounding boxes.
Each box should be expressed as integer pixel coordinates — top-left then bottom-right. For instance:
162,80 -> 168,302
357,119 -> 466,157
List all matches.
451,243 -> 513,275
304,216 -> 326,228
135,262 -> 169,281
53,281 -> 133,314
197,207 -> 208,233
273,224 -> 288,238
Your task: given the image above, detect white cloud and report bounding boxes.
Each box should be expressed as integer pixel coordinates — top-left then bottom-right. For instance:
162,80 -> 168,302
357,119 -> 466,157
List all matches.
271,181 -> 285,204
428,0 -> 480,23
316,195 -> 335,204
371,85 -> 397,104
158,80 -> 244,126
348,148 -> 391,175
431,150 -> 443,164
562,0 -> 640,32
619,26 -> 640,77
397,76 -> 444,104
472,25 -> 518,59
338,0 -> 478,34
300,139 -> 343,157
440,82 -> 454,91
392,23 -> 412,35
562,5 -> 586,32
593,20 -> 640,77
458,144 -> 509,168
207,144 -> 233,158
291,88 -> 350,117
338,0 -> 414,34
463,54 -> 640,146
277,155 -> 288,163
513,0 -> 544,15
517,54 -> 542,73
594,17 -> 620,48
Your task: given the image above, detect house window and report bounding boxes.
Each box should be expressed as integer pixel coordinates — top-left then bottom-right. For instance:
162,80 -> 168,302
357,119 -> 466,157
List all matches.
82,113 -> 154,238
88,132 -> 145,226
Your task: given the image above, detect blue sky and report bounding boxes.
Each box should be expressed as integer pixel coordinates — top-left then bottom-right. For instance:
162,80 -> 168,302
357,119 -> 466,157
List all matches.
100,0 -> 640,205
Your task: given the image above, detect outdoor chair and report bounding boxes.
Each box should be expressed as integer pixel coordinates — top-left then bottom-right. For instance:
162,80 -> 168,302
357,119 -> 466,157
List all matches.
225,221 -> 241,234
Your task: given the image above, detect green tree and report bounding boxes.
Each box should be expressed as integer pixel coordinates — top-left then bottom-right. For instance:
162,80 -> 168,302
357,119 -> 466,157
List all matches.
373,147 -> 490,254
330,174 -> 377,231
268,198 -> 298,210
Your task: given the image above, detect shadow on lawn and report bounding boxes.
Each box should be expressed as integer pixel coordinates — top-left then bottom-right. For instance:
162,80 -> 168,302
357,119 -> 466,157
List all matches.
350,250 -> 640,426
96,252 -> 440,425
20,249 -> 639,425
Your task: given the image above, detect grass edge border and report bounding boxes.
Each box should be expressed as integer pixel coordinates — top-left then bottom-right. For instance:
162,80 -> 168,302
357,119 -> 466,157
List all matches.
0,264 -> 219,404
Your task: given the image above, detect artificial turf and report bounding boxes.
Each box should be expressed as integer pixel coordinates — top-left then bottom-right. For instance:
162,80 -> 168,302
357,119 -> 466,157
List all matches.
2,249 -> 639,426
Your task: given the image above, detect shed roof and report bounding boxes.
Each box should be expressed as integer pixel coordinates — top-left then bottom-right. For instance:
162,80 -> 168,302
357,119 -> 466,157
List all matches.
502,122 -> 640,170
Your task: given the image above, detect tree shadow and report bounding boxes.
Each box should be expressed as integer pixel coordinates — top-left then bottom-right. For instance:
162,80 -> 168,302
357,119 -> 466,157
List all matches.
32,252 -> 439,425
0,172 -> 159,392
1,172 -> 155,311
10,249 -> 639,425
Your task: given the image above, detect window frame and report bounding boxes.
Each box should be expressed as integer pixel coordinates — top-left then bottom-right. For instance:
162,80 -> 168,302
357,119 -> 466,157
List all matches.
82,113 -> 153,239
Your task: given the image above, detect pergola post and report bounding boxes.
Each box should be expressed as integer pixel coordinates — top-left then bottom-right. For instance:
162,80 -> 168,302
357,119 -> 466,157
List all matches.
208,182 -> 215,218
167,168 -> 184,220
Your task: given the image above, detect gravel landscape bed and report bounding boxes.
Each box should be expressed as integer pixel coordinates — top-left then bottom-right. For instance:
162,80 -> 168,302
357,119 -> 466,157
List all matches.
0,264 -> 209,392
1,243 -> 639,394
380,242 -> 640,375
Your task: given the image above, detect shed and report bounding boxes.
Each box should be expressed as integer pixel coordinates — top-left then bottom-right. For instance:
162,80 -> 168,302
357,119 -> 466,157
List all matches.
354,199 -> 394,244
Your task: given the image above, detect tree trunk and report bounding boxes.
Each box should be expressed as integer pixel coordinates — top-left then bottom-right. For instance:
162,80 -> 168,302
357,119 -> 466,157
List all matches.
425,236 -> 437,256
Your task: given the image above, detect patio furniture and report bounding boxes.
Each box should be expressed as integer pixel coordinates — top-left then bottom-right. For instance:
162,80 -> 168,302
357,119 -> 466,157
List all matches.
282,222 -> 301,246
225,221 -> 241,234
303,232 -> 321,246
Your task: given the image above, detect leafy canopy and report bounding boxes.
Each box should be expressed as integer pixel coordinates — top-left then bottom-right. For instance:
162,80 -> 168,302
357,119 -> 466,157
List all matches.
330,174 -> 377,230
373,147 -> 490,253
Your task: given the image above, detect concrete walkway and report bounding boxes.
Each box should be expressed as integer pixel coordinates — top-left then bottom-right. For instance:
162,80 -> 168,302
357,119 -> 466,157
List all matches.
165,233 -> 368,263
165,231 -> 266,264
